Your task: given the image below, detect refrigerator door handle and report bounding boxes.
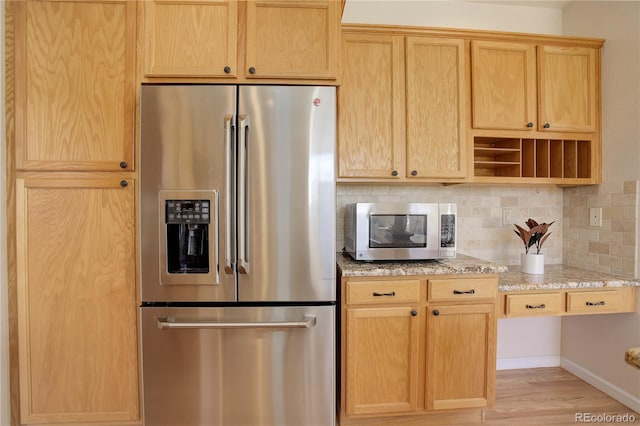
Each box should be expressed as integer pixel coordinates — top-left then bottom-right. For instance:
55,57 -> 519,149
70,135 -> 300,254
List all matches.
157,315 -> 317,330
223,114 -> 234,274
237,114 -> 249,274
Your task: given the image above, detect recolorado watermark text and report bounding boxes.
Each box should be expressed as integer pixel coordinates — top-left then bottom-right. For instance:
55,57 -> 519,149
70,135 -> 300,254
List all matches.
575,412 -> 637,423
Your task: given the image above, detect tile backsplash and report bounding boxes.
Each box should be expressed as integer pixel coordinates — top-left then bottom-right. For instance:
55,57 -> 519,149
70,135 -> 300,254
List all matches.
563,181 -> 637,276
336,184 -> 563,265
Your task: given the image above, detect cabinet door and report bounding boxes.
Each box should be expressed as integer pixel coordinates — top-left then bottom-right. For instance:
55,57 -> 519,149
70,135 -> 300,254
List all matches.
346,307 -> 420,416
338,33 -> 405,179
405,37 -> 466,179
538,45 -> 597,132
143,0 -> 238,77
471,40 -> 537,130
245,0 -> 339,79
16,177 -> 139,424
14,0 -> 135,171
426,304 -> 496,410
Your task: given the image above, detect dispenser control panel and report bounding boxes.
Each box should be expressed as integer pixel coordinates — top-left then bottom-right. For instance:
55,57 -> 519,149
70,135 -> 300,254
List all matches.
165,200 -> 210,224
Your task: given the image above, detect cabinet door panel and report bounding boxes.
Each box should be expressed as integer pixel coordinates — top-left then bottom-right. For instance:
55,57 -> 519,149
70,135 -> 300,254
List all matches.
405,37 -> 466,179
16,178 -> 138,424
471,41 -> 537,130
346,307 -> 419,416
426,304 -> 496,410
338,34 -> 405,178
538,46 -> 597,132
143,0 -> 238,77
15,0 -> 135,171
245,0 -> 339,79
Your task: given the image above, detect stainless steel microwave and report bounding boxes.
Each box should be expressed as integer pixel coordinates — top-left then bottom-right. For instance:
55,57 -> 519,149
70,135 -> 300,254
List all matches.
344,202 -> 456,261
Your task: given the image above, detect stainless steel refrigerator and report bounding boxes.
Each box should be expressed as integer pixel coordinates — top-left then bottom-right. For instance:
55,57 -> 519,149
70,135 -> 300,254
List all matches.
139,85 -> 336,426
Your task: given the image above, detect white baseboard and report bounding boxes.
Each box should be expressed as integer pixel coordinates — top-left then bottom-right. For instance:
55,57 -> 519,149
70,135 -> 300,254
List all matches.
497,355 -> 561,370
561,357 -> 640,413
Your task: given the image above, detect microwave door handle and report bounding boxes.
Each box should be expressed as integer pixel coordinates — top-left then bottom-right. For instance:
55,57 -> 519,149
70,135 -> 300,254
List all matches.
223,115 -> 234,274
237,114 -> 249,274
157,316 -> 317,330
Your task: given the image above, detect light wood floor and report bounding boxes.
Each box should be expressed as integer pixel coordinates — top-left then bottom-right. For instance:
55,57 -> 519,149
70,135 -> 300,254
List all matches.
342,367 -> 639,425
483,367 -> 639,425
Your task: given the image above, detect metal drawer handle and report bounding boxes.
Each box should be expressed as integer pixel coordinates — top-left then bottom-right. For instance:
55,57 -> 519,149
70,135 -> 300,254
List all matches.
453,289 -> 475,295
526,304 -> 546,309
586,301 -> 606,306
372,291 -> 396,297
157,316 -> 316,330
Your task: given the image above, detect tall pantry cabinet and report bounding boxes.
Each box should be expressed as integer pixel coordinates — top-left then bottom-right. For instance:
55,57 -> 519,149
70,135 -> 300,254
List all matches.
7,1 -> 139,425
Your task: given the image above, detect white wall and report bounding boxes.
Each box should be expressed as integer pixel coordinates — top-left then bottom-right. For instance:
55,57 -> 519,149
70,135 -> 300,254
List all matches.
342,0 -> 566,370
560,1 -> 640,411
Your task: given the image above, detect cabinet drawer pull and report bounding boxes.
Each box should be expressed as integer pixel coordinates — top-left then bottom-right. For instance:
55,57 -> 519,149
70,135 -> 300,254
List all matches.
411,309 -> 418,317
525,303 -> 546,309
453,289 -> 475,295
372,291 -> 396,297
586,301 -> 606,306
433,309 -> 440,316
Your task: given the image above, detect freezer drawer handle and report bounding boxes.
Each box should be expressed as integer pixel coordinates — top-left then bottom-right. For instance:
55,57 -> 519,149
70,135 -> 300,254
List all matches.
157,315 -> 317,330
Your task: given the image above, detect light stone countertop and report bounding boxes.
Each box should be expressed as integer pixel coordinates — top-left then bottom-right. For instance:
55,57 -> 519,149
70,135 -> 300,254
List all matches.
500,264 -> 640,292
336,253 -> 508,277
337,253 -> 640,292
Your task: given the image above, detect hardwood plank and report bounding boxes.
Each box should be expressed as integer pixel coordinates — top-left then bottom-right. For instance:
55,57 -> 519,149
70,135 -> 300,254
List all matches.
484,367 -> 639,425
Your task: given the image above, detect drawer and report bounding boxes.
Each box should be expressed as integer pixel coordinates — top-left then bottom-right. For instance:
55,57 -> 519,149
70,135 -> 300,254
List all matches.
566,290 -> 626,314
505,293 -> 563,317
346,280 -> 421,305
428,277 -> 498,302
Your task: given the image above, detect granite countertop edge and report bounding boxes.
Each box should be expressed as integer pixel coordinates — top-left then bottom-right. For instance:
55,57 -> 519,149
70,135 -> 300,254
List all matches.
337,253 -> 640,292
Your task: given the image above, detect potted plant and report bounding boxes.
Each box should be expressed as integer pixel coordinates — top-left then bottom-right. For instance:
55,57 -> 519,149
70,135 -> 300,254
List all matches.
514,218 -> 554,274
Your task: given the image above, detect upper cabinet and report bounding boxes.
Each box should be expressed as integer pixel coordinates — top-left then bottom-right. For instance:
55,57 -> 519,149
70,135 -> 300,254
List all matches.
143,0 -> 340,82
14,0 -> 136,171
143,0 -> 238,78
338,28 -> 467,182
471,41 -> 597,133
538,45 -> 598,133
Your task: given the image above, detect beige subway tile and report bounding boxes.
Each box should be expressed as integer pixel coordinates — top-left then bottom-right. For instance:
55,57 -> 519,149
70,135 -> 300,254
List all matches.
598,182 -> 624,195
589,241 -> 610,255
623,180 -> 637,195
611,193 -> 635,207
589,194 -> 611,207
623,232 -> 636,246
598,254 -> 622,270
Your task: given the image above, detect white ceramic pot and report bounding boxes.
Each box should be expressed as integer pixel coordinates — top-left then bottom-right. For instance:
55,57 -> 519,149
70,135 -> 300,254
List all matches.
521,253 -> 544,274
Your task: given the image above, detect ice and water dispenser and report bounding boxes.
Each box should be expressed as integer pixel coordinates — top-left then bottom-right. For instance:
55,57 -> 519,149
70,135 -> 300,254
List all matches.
159,190 -> 218,285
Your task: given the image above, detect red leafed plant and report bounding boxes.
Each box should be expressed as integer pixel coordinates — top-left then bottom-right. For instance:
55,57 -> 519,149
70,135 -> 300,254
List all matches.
514,218 -> 554,255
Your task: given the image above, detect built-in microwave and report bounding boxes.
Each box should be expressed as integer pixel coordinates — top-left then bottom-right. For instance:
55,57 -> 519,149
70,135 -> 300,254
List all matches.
344,202 -> 456,261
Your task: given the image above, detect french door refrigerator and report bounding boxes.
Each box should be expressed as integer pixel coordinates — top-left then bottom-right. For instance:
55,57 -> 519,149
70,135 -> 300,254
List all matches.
139,85 -> 336,426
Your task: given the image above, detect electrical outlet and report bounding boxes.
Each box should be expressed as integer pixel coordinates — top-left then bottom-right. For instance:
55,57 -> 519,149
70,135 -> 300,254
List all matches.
502,208 -> 512,226
589,207 -> 602,227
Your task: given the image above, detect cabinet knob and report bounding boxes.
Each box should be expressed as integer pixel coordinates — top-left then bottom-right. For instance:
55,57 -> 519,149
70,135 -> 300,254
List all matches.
526,122 -> 534,128
224,66 -> 231,74
119,161 -> 127,169
249,67 -> 256,74
411,170 -> 418,176
120,180 -> 128,188
543,123 -> 550,129
432,309 -> 440,316
391,170 -> 398,177
411,309 -> 418,317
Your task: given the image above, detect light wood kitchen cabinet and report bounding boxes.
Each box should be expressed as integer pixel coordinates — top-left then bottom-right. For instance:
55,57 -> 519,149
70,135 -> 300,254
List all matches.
345,306 -> 420,416
338,29 -> 467,182
538,45 -> 598,133
339,274 -> 499,424
143,0 -> 340,81
15,177 -> 139,424
13,0 -> 135,171
338,33 -> 405,179
499,286 -> 637,318
425,277 -> 497,410
425,303 -> 496,410
471,41 -> 597,133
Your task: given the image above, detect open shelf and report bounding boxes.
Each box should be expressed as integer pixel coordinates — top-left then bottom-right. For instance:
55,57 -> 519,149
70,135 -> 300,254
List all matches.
474,137 -> 592,181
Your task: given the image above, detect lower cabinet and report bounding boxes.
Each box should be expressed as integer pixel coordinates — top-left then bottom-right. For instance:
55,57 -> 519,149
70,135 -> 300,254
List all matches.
16,177 -> 139,424
345,307 -> 420,416
340,275 -> 498,423
425,304 -> 496,410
